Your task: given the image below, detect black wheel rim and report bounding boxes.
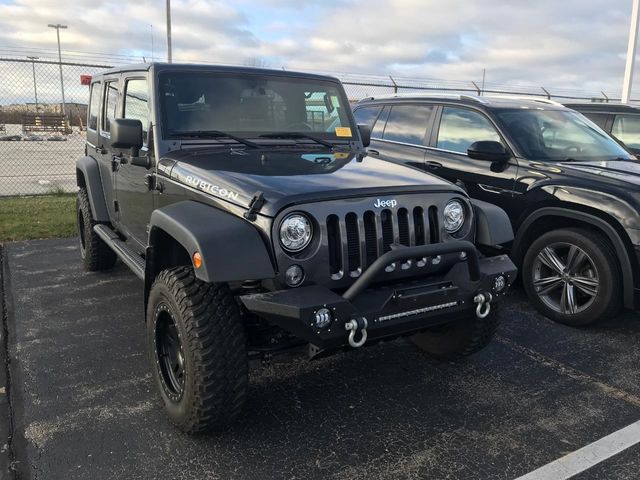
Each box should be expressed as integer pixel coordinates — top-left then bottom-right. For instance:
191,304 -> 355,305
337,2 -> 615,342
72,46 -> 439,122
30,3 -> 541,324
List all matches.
77,206 -> 86,255
154,303 -> 186,401
532,242 -> 599,315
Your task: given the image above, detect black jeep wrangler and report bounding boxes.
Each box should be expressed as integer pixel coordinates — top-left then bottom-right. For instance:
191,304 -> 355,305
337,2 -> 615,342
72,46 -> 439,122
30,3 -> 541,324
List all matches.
76,64 -> 516,433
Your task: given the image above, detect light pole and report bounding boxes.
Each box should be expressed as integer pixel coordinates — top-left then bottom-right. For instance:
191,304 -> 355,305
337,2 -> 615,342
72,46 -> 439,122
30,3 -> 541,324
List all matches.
26,56 -> 39,112
47,23 -> 68,116
166,0 -> 172,63
622,0 -> 640,103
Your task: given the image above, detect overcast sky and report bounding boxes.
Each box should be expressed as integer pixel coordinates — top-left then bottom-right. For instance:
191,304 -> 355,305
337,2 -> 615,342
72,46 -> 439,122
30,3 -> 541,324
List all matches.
0,0 -> 637,96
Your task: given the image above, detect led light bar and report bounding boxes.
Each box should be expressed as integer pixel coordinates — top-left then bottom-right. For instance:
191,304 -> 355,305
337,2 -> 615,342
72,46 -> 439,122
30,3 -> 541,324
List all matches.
376,301 -> 459,323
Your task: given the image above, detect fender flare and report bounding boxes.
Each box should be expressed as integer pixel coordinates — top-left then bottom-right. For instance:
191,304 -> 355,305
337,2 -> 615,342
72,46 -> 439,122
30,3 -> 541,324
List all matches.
76,156 -> 109,222
470,199 -> 514,246
512,207 -> 635,309
148,200 -> 276,284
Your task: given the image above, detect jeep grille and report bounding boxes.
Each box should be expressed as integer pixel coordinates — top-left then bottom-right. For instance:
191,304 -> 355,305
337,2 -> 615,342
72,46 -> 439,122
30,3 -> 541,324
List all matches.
326,206 -> 439,280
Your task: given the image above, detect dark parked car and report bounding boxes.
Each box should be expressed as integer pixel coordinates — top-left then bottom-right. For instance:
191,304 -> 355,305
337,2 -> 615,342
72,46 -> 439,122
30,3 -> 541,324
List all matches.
353,94 -> 640,326
564,102 -> 640,154
75,65 -> 516,433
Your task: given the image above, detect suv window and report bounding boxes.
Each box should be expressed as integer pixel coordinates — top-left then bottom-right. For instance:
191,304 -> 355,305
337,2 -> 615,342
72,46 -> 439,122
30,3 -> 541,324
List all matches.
437,107 -> 501,154
88,82 -> 101,131
612,114 -> 640,150
382,105 -> 432,145
102,80 -> 119,134
353,106 -> 382,128
124,78 -> 149,140
581,112 -> 609,130
372,106 -> 390,138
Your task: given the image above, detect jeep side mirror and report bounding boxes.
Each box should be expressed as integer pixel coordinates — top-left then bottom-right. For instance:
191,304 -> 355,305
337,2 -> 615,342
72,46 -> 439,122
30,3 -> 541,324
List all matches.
467,141 -> 510,163
358,123 -> 371,148
111,118 -> 143,157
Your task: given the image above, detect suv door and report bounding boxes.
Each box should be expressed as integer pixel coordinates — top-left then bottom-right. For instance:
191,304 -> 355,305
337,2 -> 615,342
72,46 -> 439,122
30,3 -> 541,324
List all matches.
365,103 -> 436,169
426,106 -> 520,218
98,77 -> 121,221
114,76 -> 153,251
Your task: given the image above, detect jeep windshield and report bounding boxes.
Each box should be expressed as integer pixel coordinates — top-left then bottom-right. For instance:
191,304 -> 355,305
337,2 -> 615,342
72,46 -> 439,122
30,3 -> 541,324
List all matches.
159,71 -> 354,146
496,109 -> 634,162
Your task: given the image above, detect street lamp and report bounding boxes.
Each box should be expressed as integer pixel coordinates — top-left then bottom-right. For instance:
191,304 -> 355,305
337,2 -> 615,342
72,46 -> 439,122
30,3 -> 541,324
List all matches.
47,23 -> 68,117
166,0 -> 172,63
26,56 -> 39,111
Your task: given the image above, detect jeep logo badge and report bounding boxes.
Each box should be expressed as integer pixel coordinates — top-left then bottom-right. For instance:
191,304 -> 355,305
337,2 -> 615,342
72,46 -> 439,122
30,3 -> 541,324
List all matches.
374,198 -> 397,208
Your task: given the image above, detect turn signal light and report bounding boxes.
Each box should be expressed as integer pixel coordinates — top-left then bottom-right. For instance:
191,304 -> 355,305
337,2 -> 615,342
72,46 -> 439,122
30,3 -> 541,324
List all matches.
192,251 -> 203,269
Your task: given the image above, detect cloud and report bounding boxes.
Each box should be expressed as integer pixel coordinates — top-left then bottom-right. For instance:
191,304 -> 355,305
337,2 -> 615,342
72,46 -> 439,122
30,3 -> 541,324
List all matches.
0,0 -> 636,97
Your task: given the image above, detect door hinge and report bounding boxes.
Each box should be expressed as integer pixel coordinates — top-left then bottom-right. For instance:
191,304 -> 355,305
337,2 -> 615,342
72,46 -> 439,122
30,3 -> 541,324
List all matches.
114,200 -> 119,212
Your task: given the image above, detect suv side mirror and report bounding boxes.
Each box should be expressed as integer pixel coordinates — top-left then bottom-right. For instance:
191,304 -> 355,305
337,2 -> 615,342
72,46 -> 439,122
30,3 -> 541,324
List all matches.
111,118 -> 143,156
467,141 -> 510,163
358,123 -> 371,148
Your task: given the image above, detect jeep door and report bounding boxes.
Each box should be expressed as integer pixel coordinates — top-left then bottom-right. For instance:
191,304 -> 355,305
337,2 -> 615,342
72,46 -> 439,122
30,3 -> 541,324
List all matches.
114,75 -> 154,250
96,76 -> 121,221
424,105 -> 520,219
362,103 -> 436,169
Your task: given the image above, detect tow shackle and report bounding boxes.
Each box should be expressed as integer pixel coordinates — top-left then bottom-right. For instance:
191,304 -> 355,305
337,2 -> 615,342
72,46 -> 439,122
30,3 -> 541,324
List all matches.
345,317 -> 368,348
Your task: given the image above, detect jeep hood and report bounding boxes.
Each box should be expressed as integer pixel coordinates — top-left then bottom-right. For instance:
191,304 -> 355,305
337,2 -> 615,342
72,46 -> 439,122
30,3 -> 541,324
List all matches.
557,159 -> 640,189
159,148 -> 458,216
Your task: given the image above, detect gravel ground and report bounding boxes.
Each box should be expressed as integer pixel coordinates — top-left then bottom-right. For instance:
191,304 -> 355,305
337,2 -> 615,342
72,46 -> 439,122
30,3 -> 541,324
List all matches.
2,237 -> 640,480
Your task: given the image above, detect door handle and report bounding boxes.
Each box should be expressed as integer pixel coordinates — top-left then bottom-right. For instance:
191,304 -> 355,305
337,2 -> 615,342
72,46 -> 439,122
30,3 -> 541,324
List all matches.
111,155 -> 122,172
368,149 -> 380,156
95,145 -> 106,155
425,160 -> 442,169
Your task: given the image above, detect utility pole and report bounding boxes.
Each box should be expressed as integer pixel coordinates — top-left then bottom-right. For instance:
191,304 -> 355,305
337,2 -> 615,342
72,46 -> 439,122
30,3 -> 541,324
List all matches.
166,0 -> 172,63
27,56 -> 39,111
622,0 -> 640,103
47,23 -> 68,116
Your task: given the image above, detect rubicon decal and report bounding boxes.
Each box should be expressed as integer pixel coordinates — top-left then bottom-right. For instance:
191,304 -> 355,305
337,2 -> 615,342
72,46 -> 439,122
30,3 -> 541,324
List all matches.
374,198 -> 398,208
184,175 -> 240,201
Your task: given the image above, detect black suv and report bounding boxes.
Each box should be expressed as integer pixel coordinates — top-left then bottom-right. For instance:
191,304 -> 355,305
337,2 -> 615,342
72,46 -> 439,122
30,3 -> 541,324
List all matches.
75,64 -> 516,433
564,102 -> 640,154
353,94 -> 640,326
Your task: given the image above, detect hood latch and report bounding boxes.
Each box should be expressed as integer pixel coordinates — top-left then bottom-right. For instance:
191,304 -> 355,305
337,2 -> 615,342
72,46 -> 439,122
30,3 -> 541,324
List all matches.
244,191 -> 266,221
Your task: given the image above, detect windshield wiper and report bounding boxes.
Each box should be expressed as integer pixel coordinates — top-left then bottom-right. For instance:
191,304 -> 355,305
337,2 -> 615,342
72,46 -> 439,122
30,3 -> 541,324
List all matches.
170,130 -> 260,149
259,132 -> 335,148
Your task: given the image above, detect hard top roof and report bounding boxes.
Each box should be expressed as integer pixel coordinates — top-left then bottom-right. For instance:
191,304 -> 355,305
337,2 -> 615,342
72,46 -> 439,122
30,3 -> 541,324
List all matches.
92,62 -> 341,83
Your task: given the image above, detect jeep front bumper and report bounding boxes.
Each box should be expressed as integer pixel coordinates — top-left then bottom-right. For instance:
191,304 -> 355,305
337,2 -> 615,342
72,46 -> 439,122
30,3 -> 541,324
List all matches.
239,241 -> 516,352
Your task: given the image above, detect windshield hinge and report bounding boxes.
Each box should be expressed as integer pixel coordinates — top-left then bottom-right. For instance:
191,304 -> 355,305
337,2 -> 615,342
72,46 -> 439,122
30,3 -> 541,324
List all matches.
244,191 -> 266,221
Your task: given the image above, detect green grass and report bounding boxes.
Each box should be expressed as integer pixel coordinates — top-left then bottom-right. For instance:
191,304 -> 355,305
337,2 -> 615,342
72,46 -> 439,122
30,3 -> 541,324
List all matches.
0,193 -> 77,242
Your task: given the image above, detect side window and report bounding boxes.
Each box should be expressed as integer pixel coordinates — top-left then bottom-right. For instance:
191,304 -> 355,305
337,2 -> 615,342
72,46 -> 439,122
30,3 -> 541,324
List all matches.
612,114 -> 640,149
102,80 -> 119,135
382,105 -> 433,145
372,106 -> 390,138
353,106 -> 382,129
88,82 -> 101,131
124,78 -> 150,140
437,107 -> 501,154
581,112 -> 609,130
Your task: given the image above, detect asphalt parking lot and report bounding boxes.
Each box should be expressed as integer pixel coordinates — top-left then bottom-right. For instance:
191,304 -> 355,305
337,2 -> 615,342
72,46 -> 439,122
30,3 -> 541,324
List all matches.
2,238 -> 640,479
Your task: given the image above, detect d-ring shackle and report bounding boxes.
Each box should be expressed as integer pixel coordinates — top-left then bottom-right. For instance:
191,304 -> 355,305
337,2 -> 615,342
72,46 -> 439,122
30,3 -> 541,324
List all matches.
345,317 -> 368,348
474,292 -> 493,319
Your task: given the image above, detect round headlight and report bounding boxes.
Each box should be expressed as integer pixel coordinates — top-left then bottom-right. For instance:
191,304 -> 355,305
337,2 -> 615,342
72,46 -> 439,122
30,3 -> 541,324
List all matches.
443,200 -> 465,233
280,213 -> 313,252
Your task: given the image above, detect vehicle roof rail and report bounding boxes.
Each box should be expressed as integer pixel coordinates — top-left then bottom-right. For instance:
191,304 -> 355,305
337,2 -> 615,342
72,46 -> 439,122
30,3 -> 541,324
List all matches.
483,95 -> 564,107
362,93 -> 489,104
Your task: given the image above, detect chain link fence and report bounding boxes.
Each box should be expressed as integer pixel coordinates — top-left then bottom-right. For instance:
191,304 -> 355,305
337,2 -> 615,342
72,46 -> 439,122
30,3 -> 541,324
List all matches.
0,57 -> 636,196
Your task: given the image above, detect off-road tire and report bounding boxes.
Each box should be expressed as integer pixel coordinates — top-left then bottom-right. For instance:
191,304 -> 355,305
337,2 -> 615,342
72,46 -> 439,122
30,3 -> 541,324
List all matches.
76,188 -> 117,271
522,228 -> 621,326
410,307 -> 500,360
147,266 -> 248,434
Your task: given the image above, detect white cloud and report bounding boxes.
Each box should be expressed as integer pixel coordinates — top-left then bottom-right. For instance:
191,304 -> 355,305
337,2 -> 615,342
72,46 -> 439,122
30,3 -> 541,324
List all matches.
0,0 -> 637,97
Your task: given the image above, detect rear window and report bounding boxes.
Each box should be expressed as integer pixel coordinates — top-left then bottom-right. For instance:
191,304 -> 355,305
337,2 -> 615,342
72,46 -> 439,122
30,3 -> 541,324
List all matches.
382,105 -> 433,145
353,105 -> 382,128
88,82 -> 101,131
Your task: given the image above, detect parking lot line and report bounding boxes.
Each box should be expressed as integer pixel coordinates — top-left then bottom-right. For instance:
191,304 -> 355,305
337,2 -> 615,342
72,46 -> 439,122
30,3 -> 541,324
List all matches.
514,419 -> 640,480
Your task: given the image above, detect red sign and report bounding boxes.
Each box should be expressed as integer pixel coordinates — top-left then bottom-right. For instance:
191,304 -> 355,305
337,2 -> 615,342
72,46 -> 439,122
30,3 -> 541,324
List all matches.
80,74 -> 92,86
